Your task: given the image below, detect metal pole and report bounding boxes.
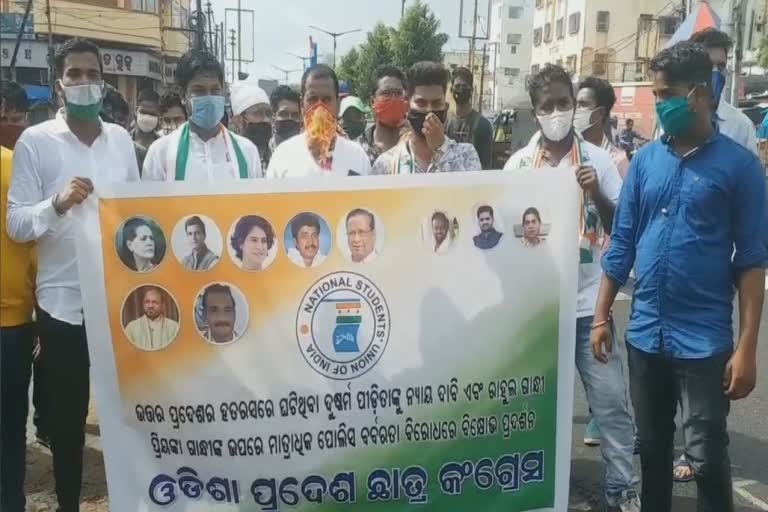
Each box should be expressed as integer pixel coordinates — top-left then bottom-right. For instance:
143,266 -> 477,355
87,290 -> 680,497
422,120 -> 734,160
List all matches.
469,0 -> 479,72
401,0 -> 406,18
45,0 -> 54,96
730,0 -> 743,105
196,0 -> 204,50
206,1 -> 214,51
220,22 -> 226,69
333,35 -> 337,69
237,0 -> 242,75
230,29 -> 236,83
478,43 -> 487,113
9,0 -> 33,77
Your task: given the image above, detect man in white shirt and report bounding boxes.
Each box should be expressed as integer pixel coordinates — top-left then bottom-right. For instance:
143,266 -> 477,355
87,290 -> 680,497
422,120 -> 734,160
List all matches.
287,212 -> 327,268
230,81 -> 273,169
345,208 -> 378,263
504,64 -> 640,512
6,38 -> 140,512
142,49 -> 262,181
266,64 -> 371,178
124,287 -> 179,351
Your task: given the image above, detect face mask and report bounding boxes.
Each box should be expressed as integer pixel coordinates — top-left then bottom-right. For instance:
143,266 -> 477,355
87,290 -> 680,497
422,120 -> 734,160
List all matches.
303,102 -> 338,160
244,122 -> 272,147
60,81 -> 103,121
343,121 -> 365,139
274,119 -> 301,140
537,109 -> 573,141
655,88 -> 696,137
373,97 -> 408,128
711,69 -> 726,107
162,123 -> 179,136
453,88 -> 472,105
407,109 -> 447,138
573,107 -> 600,134
136,113 -> 158,133
189,95 -> 225,130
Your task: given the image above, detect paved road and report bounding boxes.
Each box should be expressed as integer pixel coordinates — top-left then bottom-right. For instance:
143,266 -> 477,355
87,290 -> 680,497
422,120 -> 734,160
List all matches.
568,293 -> 768,511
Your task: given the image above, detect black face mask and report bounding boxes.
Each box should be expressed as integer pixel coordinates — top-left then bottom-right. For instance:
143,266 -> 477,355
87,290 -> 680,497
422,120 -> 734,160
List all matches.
274,119 -> 301,140
453,89 -> 472,105
243,122 -> 272,147
407,109 -> 447,137
343,121 -> 366,140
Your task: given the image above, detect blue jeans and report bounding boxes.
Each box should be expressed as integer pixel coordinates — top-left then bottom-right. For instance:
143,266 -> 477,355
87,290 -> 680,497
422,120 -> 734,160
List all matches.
575,316 -> 640,506
0,323 -> 34,512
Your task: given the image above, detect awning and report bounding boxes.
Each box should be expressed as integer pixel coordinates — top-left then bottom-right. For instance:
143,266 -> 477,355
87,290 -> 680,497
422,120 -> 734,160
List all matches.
22,84 -> 50,103
665,0 -> 722,48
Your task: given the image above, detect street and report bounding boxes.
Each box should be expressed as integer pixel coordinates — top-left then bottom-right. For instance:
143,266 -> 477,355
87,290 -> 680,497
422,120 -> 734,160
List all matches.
22,293 -> 768,511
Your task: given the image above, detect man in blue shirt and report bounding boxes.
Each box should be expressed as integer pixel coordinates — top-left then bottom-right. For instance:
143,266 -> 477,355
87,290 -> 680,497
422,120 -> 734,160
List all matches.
592,42 -> 766,512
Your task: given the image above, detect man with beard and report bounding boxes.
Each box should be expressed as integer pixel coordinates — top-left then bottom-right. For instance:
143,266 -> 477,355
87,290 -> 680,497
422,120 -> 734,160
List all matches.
182,215 -> 219,271
445,66 -> 493,169
266,64 -> 370,177
124,287 -> 179,351
201,284 -> 239,343
373,61 -> 481,174
287,212 -> 326,267
230,81 -> 273,168
473,205 -> 503,249
431,211 -> 452,254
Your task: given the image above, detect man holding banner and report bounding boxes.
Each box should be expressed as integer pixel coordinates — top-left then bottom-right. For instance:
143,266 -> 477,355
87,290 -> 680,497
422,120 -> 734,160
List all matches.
504,64 -> 640,512
142,49 -> 263,182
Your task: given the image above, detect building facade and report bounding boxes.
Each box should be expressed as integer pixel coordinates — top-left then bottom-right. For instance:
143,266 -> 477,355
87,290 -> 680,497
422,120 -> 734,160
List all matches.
0,0 -> 192,106
530,0 -> 677,82
490,0 -> 534,110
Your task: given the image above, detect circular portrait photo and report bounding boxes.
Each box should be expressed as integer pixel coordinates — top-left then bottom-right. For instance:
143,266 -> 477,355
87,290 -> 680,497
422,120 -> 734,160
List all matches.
121,285 -> 180,352
472,204 -> 505,251
116,216 -> 166,272
513,206 -> 551,248
283,212 -> 332,269
228,215 -> 278,272
194,282 -> 249,345
337,208 -> 385,264
421,210 -> 459,254
171,214 -> 222,272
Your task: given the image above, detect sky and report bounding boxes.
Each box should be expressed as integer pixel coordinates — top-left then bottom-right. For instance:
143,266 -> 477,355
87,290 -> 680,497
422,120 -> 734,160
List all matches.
209,0 -> 485,83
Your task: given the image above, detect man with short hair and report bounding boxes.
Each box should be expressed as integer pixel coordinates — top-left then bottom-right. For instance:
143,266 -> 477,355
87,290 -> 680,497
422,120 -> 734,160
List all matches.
158,92 -> 187,135
522,207 -> 543,247
100,86 -> 130,129
267,64 -> 371,177
0,80 -> 36,512
182,215 -> 219,271
230,81 -> 273,168
202,284 -> 238,343
7,38 -> 140,512
504,64 -> 640,512
473,205 -> 502,249
618,118 -> 647,156
269,84 -> 301,149
445,66 -> 493,169
288,213 -> 326,267
576,77 -> 629,178
373,61 -> 482,174
358,65 -> 409,165
143,49 -> 262,181
346,208 -> 377,263
133,87 -> 160,172
124,287 -> 179,351
594,42 -> 766,512
691,28 -> 758,154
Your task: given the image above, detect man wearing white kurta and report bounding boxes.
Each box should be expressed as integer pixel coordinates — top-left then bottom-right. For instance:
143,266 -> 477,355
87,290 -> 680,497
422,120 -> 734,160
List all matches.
124,287 -> 179,351
142,49 -> 262,181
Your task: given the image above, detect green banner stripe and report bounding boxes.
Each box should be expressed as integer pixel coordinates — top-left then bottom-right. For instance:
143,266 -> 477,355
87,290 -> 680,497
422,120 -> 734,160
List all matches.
336,316 -> 362,324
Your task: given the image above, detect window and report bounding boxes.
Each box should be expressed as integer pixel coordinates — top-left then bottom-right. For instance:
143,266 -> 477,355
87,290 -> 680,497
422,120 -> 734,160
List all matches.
507,33 -> 522,44
659,16 -> 678,36
597,11 -> 610,32
505,67 -> 521,77
509,6 -> 523,18
556,18 -> 564,39
132,0 -> 156,13
544,22 -> 552,42
592,53 -> 608,75
509,45 -> 517,54
566,54 -> 577,73
568,12 -> 581,34
533,28 -> 542,46
531,64 -> 540,75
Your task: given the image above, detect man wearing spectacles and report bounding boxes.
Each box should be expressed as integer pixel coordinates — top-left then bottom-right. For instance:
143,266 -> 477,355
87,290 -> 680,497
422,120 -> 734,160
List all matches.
346,208 -> 378,263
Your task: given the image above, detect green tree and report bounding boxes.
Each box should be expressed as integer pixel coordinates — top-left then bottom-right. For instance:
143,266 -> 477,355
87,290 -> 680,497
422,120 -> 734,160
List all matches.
337,47 -> 360,94
390,0 -> 449,69
354,23 -> 396,100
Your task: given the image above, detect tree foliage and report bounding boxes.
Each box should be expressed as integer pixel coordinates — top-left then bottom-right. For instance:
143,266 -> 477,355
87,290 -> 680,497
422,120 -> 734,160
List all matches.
335,0 -> 448,101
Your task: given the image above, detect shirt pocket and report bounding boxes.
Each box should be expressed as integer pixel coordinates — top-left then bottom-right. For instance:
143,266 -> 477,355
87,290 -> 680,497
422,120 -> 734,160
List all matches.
682,174 -> 724,236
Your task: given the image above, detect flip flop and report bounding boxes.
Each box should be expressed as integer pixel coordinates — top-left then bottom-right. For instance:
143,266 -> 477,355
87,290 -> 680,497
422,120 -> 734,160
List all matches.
673,455 -> 695,483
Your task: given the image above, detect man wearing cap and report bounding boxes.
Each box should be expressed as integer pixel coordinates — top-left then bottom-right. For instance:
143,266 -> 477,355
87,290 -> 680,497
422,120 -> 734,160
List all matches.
340,96 -> 367,141
231,81 -> 274,168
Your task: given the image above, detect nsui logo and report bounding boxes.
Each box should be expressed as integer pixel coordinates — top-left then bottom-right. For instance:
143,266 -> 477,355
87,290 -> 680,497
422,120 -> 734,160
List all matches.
296,272 -> 390,380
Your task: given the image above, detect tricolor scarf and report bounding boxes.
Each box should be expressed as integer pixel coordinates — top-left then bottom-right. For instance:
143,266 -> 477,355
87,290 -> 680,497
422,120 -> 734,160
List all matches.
164,122 -> 248,181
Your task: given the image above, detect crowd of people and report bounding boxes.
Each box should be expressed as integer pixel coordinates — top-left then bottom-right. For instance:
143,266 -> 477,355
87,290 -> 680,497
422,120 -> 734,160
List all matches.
0,25 -> 765,512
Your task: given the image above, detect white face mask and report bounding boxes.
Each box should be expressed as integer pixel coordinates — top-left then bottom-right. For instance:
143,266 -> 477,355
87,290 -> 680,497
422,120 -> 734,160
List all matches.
136,113 -> 159,133
537,109 -> 574,142
60,81 -> 103,105
573,107 -> 600,134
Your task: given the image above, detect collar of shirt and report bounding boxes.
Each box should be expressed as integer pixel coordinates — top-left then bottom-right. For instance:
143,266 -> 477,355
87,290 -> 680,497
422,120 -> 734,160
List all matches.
660,123 -> 720,159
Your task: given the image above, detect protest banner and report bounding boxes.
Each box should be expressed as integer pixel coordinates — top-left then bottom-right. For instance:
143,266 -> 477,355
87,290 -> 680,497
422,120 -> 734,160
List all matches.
76,171 -> 579,511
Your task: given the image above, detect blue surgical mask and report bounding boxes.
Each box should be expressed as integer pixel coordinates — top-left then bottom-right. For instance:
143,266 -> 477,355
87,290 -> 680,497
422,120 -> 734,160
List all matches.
190,95 -> 225,130
712,69 -> 726,107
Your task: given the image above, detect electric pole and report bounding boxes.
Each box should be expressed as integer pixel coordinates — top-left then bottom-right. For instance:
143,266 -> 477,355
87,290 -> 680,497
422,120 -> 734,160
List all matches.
730,0 -> 744,105
229,29 -> 237,82
286,51 -> 310,70
237,0 -> 243,76
401,0 -> 406,18
196,0 -> 204,50
309,26 -> 362,69
272,65 -> 301,85
468,0 -> 479,73
206,1 -> 214,52
45,0 -> 54,95
9,0 -> 33,81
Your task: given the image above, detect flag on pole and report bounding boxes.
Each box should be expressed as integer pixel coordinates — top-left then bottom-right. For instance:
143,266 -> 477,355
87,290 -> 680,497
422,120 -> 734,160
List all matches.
665,0 -> 722,48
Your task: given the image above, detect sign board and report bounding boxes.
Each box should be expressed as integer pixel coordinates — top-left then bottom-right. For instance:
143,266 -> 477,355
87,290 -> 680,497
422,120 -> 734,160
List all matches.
0,39 -> 48,68
0,13 -> 35,40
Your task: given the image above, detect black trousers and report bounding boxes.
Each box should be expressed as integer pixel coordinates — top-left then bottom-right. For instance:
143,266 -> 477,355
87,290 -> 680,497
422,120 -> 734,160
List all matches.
0,323 -> 34,512
628,344 -> 733,512
35,308 -> 90,512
